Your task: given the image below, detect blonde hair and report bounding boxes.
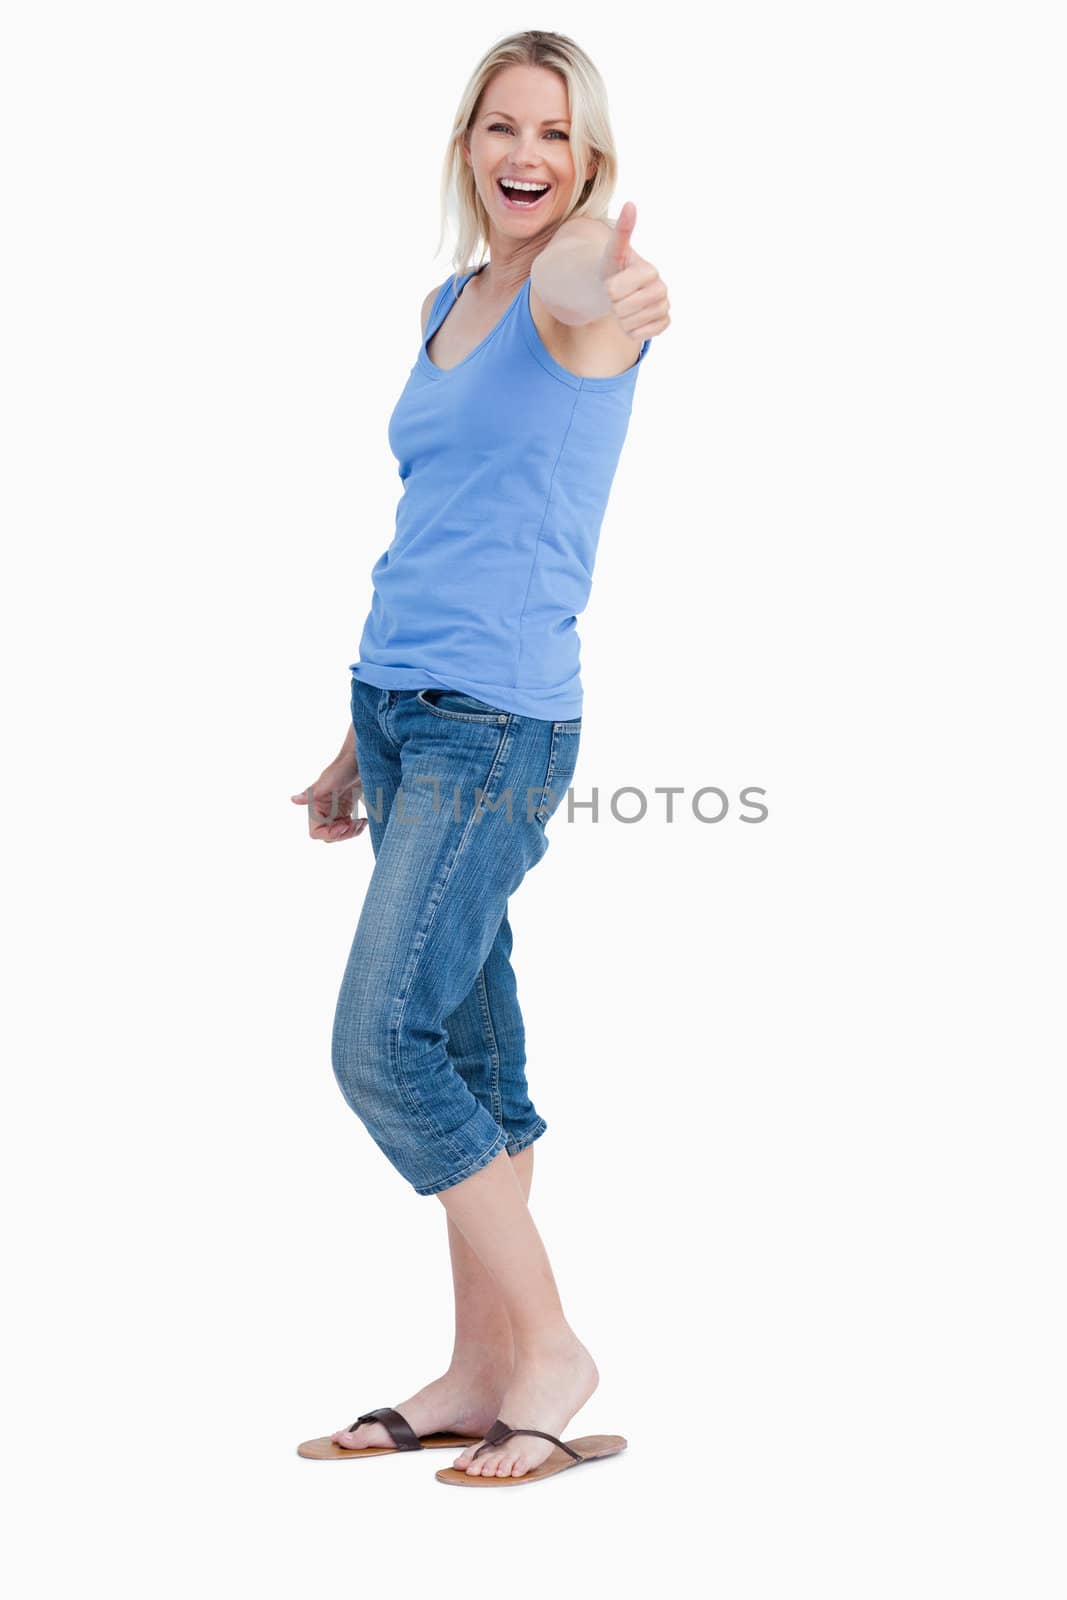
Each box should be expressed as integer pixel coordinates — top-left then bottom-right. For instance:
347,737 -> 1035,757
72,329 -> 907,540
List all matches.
435,30 -> 619,294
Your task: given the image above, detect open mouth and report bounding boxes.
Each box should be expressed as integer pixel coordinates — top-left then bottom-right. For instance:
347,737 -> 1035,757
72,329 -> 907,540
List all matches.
496,179 -> 552,210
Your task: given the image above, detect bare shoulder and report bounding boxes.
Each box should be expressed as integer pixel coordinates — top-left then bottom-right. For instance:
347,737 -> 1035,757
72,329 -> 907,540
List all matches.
419,284 -> 439,339
530,215 -> 644,380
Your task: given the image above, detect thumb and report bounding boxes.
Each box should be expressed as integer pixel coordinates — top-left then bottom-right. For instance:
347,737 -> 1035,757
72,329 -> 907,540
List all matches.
291,789 -> 311,805
611,201 -> 637,272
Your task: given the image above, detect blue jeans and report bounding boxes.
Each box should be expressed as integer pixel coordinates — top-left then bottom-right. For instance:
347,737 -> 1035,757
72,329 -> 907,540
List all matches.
331,679 -> 582,1196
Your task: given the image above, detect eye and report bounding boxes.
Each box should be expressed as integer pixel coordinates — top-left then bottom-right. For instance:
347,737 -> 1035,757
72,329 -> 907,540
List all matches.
487,122 -> 568,140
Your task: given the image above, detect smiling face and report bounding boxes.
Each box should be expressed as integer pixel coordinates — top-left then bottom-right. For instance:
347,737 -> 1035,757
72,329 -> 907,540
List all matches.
463,63 -> 596,241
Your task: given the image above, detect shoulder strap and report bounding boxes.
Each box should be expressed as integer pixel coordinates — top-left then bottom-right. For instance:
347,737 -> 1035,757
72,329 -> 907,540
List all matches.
423,263 -> 488,346
423,275 -> 460,345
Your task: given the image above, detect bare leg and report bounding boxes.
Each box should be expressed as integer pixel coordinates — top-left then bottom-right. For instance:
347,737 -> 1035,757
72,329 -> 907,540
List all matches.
330,1147 -> 535,1449
439,1150 -> 599,1478
445,1145 -> 534,1374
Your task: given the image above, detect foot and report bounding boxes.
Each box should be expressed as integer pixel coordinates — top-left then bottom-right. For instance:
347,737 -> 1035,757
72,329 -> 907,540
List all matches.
330,1365 -> 509,1451
450,1329 -> 599,1478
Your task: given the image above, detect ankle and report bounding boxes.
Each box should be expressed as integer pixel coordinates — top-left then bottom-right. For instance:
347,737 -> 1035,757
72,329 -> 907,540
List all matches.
446,1352 -> 513,1387
511,1322 -> 585,1365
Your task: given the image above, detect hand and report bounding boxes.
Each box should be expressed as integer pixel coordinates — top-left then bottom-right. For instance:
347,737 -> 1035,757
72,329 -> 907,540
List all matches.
290,757 -> 369,843
598,201 -> 670,342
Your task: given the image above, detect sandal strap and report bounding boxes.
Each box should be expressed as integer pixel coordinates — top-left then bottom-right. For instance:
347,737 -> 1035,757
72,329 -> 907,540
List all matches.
471,1417 -> 582,1463
347,1406 -> 422,1451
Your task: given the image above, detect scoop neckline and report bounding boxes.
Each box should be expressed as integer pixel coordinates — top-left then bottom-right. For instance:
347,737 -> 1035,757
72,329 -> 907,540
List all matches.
415,263 -> 653,389
418,263 -> 526,379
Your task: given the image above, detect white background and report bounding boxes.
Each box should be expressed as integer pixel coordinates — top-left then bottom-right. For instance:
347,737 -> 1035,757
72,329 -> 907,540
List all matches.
3,3 -> 1063,1595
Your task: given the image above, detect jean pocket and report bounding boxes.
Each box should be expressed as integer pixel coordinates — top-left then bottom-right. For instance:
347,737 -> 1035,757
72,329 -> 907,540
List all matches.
534,721 -> 582,827
416,687 -> 511,723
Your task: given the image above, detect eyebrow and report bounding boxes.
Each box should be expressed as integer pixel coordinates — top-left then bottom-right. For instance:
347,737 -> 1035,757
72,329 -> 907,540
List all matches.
482,110 -> 571,125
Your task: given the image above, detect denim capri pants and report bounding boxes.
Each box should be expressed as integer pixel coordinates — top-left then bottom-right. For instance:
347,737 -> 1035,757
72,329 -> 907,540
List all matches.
330,678 -> 582,1196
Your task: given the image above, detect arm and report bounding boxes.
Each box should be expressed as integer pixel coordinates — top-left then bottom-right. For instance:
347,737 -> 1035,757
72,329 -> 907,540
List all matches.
292,284 -> 439,846
532,223 -> 617,324
336,720 -> 357,775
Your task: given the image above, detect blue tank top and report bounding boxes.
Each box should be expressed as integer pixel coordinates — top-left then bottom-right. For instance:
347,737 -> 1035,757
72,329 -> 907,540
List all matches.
348,261 -> 651,720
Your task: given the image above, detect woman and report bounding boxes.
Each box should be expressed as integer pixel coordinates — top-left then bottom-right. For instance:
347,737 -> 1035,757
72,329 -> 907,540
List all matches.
293,30 -> 669,1487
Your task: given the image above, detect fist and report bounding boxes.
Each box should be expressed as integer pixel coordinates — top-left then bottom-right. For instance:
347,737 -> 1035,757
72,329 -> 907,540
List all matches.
290,762 -> 368,843
599,201 -> 670,342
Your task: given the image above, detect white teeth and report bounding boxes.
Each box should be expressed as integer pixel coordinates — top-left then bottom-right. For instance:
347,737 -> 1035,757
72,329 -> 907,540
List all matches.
500,178 -> 550,192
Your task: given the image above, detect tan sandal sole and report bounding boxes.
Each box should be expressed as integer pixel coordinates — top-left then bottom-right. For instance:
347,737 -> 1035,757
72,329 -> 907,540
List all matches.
298,1431 -> 481,1460
435,1433 -> 627,1486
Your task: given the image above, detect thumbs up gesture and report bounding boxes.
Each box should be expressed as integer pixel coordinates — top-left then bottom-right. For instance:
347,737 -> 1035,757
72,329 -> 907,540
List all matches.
599,202 -> 671,342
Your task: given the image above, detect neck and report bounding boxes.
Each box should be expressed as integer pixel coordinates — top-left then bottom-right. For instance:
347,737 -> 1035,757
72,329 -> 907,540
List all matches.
477,233 -> 553,297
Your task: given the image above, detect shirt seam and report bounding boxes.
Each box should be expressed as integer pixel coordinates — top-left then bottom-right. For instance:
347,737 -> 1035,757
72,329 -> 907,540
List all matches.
513,387 -> 582,688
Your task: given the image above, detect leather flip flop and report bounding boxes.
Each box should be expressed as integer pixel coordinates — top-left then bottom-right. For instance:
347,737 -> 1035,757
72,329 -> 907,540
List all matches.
434,1417 -> 627,1486
297,1405 -> 483,1460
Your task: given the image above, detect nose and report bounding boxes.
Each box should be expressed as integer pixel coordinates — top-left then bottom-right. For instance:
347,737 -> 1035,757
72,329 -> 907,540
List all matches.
513,133 -> 544,167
